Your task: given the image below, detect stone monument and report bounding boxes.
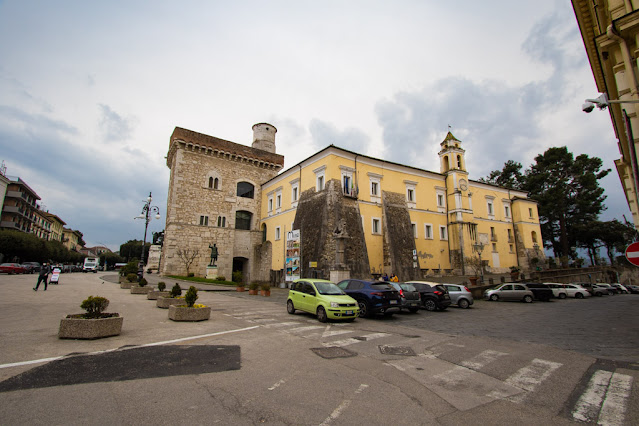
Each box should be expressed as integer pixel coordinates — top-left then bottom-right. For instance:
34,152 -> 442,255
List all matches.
206,243 -> 219,279
330,218 -> 351,284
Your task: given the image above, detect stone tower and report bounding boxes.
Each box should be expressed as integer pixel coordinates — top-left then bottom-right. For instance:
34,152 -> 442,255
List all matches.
252,123 -> 277,153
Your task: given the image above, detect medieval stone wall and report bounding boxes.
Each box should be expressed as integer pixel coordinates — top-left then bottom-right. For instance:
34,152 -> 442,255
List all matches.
382,191 -> 420,280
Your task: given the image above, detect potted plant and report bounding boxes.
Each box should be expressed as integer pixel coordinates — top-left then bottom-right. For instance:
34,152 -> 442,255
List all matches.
260,283 -> 271,297
236,280 -> 246,292
509,266 -> 520,281
157,283 -> 186,309
148,281 -> 170,300
58,296 -> 123,339
168,286 -> 210,321
120,273 -> 138,289
465,256 -> 482,286
248,282 -> 259,295
131,277 -> 151,294
119,260 -> 139,284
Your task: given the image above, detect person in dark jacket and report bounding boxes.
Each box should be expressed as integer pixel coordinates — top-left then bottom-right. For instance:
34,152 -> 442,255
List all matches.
33,263 -> 50,291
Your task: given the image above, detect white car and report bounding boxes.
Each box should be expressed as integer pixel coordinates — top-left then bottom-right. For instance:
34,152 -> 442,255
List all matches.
559,283 -> 591,299
545,283 -> 568,299
610,283 -> 629,294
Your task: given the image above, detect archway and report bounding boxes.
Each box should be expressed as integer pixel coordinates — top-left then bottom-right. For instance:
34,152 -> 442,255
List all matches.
233,257 -> 249,284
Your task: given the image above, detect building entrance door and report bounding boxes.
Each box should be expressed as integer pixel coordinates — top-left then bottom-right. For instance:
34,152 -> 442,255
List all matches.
232,257 -> 248,284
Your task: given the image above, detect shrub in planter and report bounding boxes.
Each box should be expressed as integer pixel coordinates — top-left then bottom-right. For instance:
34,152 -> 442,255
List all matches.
170,283 -> 182,298
59,295 -> 122,339
126,273 -> 138,283
232,271 -> 243,283
168,286 -> 210,321
138,277 -> 148,287
248,282 -> 259,295
260,283 -> 271,297
158,282 -> 166,292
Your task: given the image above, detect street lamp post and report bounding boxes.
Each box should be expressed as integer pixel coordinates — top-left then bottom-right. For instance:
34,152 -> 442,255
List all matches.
135,192 -> 161,281
473,242 -> 485,284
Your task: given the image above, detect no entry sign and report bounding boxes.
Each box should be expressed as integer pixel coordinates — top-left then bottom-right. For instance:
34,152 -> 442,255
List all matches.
625,242 -> 639,266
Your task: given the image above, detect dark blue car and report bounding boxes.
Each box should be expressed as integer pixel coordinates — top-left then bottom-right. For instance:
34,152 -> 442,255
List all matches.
336,279 -> 401,318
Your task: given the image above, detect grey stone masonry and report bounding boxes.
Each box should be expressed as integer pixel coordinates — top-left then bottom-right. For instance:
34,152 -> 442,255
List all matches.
381,191 -> 421,281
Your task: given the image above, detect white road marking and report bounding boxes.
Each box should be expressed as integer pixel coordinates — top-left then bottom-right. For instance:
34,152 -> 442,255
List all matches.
264,321 -> 302,328
0,325 -> 260,369
573,370 -> 634,425
319,384 -> 368,425
461,349 -> 508,370
323,332 -> 389,347
287,325 -> 325,333
251,318 -> 277,323
321,325 -> 354,338
268,379 -> 286,391
505,358 -> 562,403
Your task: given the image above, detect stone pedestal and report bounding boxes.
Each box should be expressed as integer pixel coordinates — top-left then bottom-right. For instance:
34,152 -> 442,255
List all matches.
330,269 -> 350,284
145,244 -> 162,273
206,266 -> 218,279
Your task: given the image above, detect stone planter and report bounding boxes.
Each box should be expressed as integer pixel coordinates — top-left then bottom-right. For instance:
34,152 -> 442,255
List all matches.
120,282 -> 135,289
118,276 -> 127,284
260,290 -> 271,297
168,305 -> 211,322
131,286 -> 152,295
248,289 -> 258,295
157,296 -> 186,309
58,314 -> 123,339
147,290 -> 170,300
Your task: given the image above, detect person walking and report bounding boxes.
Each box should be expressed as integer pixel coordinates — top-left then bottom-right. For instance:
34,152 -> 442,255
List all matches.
33,263 -> 50,291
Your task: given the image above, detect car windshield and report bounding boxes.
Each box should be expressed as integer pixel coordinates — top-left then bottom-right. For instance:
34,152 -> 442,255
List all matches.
315,282 -> 345,295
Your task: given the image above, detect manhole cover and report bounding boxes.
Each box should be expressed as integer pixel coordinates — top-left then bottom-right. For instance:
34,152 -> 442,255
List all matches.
311,347 -> 357,359
378,345 -> 416,356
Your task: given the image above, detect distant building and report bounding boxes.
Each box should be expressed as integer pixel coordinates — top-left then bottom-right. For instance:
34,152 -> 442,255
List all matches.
62,228 -> 84,252
161,124 -> 544,282
0,177 -> 41,234
572,1 -> 639,226
42,212 -> 66,242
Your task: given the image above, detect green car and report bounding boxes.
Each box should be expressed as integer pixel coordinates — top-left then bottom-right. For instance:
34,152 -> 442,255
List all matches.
287,279 -> 359,322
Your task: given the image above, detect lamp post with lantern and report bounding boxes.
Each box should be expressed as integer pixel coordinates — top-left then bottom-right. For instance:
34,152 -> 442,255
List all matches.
135,192 -> 161,281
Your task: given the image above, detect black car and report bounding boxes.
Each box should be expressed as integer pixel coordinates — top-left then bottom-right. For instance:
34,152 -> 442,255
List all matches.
336,279 -> 401,318
522,283 -> 553,301
404,281 -> 452,311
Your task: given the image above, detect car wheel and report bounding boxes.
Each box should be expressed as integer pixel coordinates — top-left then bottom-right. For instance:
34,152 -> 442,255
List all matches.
423,299 -> 437,311
559,293 -> 567,299
408,308 -> 419,313
575,292 -> 584,299
596,292 -> 603,297
286,300 -> 295,314
458,298 -> 470,309
489,294 -> 499,302
317,306 -> 328,323
523,295 -> 533,303
357,300 -> 370,318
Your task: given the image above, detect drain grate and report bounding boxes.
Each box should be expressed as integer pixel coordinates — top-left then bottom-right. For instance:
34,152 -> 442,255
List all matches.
378,345 -> 417,356
311,347 -> 357,359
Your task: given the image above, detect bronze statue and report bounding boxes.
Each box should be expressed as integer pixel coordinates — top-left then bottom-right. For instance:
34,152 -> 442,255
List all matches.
209,243 -> 218,266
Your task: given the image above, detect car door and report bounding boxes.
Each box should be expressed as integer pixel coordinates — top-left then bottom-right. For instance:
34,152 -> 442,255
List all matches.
445,285 -> 460,304
499,284 -> 515,300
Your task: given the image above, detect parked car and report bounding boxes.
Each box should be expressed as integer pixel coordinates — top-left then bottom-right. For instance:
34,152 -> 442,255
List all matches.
387,282 -> 421,313
556,283 -> 591,299
336,279 -> 401,318
0,263 -> 28,274
484,283 -> 534,303
595,283 -> 616,295
627,285 -> 639,294
523,283 -> 553,301
608,283 -> 629,294
545,283 -> 568,299
443,284 -> 474,309
404,281 -> 452,311
287,279 -> 359,322
578,282 -> 608,297
22,262 -> 41,273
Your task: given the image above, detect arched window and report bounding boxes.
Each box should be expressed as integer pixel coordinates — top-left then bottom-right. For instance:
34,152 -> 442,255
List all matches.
531,231 -> 538,244
217,216 -> 226,227
208,177 -> 213,188
443,157 -> 449,172
214,177 -> 219,190
235,210 -> 252,230
237,182 -> 254,198
457,155 -> 462,168
261,223 -> 267,242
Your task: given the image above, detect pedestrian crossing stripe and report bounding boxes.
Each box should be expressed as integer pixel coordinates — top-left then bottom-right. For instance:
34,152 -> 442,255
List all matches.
572,370 -> 633,425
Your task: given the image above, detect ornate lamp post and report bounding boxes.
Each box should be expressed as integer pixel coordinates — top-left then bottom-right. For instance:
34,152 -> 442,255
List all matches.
473,242 -> 485,284
135,192 -> 161,280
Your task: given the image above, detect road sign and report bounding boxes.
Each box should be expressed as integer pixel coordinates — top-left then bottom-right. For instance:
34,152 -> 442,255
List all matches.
625,242 -> 639,266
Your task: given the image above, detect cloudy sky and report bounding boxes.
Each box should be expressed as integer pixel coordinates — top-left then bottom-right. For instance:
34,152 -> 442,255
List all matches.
0,0 -> 629,251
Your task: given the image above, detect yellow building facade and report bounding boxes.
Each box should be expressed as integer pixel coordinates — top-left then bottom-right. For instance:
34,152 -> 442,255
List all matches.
261,132 -> 543,280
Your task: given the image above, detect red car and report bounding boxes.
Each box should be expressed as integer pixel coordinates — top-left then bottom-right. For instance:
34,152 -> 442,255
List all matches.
0,263 -> 27,274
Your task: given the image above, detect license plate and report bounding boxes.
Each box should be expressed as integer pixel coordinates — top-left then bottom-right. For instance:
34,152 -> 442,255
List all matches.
345,310 -> 353,315
390,300 -> 398,304
444,295 -> 450,300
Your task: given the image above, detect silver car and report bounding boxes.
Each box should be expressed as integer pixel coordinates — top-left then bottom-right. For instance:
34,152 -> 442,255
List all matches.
443,284 -> 474,309
485,283 -> 534,303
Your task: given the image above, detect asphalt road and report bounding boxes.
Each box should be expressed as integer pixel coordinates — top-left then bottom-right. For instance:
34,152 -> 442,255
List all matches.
0,272 -> 637,425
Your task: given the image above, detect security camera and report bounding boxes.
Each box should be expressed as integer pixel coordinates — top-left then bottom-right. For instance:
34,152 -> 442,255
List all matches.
582,102 -> 595,113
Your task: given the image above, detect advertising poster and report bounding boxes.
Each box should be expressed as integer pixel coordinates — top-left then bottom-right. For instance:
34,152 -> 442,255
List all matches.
286,229 -> 301,282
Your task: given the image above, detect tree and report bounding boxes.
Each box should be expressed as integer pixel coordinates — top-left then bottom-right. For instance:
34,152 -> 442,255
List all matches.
176,248 -> 199,276
119,239 -> 150,262
599,219 -> 636,265
100,252 -> 125,269
573,221 -> 603,266
524,147 -> 609,257
479,160 -> 525,190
